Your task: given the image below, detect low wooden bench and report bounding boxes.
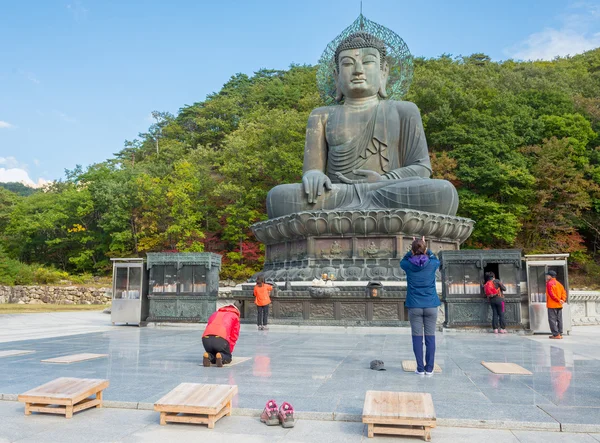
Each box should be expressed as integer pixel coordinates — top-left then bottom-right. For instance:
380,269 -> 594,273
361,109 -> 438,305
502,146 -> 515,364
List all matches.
18,377 -> 109,419
363,391 -> 436,441
154,383 -> 238,428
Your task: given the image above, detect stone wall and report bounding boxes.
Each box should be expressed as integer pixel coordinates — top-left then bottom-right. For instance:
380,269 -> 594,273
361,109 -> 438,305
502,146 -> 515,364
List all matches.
569,290 -> 600,325
0,285 -> 111,305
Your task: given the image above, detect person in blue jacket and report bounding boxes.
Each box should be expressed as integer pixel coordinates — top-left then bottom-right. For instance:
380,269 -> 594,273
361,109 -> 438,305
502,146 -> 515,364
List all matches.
400,237 -> 440,376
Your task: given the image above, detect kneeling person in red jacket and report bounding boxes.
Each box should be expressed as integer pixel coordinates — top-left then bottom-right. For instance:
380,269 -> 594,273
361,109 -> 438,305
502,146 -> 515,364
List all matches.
202,304 -> 240,367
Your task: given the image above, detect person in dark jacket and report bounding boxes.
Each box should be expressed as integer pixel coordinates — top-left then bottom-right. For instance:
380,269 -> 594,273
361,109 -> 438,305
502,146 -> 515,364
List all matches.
483,272 -> 507,334
400,238 -> 440,376
202,304 -> 241,367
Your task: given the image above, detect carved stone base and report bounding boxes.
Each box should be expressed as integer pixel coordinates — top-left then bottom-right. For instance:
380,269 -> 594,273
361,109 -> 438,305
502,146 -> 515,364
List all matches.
147,295 -> 216,322
250,209 -> 473,283
231,282 -> 411,324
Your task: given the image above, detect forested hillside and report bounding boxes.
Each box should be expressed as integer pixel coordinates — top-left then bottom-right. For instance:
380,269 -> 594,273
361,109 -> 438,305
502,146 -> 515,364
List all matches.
1,50 -> 599,284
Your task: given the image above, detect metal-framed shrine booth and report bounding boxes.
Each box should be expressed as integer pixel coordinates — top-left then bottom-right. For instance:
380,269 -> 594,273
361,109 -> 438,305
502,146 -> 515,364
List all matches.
440,250 -> 523,328
146,252 -> 221,323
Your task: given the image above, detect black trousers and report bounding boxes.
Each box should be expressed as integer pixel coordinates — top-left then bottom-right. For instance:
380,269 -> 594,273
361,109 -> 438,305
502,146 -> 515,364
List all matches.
490,297 -> 506,329
202,335 -> 232,364
257,305 -> 269,326
548,308 -> 563,336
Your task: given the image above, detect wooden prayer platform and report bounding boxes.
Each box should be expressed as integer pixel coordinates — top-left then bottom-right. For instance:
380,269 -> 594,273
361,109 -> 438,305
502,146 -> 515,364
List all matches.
41,353 -> 108,364
154,383 -> 238,428
363,391 -> 436,441
18,377 -> 109,419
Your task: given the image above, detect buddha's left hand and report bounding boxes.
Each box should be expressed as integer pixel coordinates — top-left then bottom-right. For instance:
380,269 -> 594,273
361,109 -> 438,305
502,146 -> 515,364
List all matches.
336,169 -> 382,184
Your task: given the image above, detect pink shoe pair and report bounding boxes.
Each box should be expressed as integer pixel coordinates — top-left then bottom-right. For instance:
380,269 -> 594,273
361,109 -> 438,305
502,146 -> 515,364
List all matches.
260,399 -> 295,428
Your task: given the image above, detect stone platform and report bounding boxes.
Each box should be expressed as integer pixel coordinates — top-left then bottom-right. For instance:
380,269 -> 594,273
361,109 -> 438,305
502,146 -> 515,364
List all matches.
235,209 -> 474,323
232,282 -> 412,324
250,209 -> 474,282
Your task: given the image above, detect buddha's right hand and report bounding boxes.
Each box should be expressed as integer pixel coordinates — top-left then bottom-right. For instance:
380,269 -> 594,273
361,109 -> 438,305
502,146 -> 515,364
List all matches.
302,170 -> 332,204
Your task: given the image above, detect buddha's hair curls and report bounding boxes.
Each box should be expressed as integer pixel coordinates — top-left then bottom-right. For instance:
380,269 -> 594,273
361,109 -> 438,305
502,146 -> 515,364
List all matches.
334,32 -> 387,69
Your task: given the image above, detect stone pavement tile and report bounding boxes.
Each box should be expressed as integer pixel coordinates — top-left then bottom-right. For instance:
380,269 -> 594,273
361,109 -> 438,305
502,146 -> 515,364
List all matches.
590,434 -> 600,442
435,402 -> 560,430
429,390 -> 491,404
123,427 -> 284,443
0,402 -> 58,441
479,387 -> 555,405
535,386 -> 600,407
14,424 -> 145,443
538,405 -> 600,433
11,408 -> 152,443
466,373 -> 532,390
334,395 -> 364,415
512,430 -> 599,443
426,427 -> 520,443
283,419 -> 365,443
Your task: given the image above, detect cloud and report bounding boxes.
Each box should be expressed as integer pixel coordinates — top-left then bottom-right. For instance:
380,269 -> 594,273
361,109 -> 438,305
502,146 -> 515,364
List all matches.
25,72 -> 40,84
0,121 -> 14,129
0,157 -> 22,168
511,29 -> 600,61
0,168 -> 49,188
17,70 -> 40,85
508,3 -> 600,60
53,110 -> 77,123
66,1 -> 88,22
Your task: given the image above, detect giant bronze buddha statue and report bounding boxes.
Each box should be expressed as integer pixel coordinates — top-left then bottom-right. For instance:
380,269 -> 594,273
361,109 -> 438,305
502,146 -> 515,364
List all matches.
266,31 -> 458,219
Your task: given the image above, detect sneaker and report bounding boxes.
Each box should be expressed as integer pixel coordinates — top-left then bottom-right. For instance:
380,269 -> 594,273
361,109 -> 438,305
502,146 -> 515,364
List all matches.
263,326 -> 269,331
260,400 -> 279,426
415,370 -> 425,376
278,402 -> 295,428
425,371 -> 434,377
202,352 -> 211,368
500,329 -> 508,334
493,329 -> 499,334
215,352 -> 223,367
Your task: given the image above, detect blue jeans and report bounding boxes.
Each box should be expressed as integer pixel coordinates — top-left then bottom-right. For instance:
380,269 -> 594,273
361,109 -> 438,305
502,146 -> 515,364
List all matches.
408,307 -> 438,373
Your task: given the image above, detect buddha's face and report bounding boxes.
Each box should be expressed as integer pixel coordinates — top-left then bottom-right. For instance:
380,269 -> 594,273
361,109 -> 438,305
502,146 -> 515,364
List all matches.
336,47 -> 385,99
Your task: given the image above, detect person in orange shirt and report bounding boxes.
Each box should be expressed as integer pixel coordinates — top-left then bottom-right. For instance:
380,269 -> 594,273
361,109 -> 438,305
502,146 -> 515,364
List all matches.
254,275 -> 273,331
546,270 -> 567,339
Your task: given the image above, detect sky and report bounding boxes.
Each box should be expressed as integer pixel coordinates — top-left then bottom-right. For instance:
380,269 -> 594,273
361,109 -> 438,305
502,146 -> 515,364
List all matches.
1,0 -> 600,187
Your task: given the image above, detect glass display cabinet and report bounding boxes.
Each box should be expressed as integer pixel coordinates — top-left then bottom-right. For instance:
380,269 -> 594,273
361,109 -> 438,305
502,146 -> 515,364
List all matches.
440,250 -> 523,328
111,258 -> 149,326
146,252 -> 221,322
524,254 -> 571,334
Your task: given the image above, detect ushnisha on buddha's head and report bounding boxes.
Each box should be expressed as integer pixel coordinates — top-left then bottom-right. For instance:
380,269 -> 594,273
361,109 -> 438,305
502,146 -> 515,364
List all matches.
334,31 -> 390,102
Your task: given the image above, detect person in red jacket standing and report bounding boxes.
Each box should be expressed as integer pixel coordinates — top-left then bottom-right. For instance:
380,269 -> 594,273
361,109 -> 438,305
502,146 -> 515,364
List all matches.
546,270 -> 567,339
202,304 -> 241,367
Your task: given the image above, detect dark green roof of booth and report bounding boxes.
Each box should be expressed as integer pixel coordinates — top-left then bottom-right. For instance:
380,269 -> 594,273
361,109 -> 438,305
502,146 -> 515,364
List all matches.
146,252 -> 222,270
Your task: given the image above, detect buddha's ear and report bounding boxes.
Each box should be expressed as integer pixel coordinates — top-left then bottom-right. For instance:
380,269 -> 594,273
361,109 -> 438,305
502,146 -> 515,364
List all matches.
378,61 -> 390,99
334,68 -> 343,102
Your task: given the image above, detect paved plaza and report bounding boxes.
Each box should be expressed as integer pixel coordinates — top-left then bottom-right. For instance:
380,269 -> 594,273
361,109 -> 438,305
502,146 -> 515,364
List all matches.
1,312 -> 600,442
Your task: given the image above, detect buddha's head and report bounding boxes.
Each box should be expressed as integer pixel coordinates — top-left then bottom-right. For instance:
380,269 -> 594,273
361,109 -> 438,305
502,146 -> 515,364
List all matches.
334,32 -> 389,102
